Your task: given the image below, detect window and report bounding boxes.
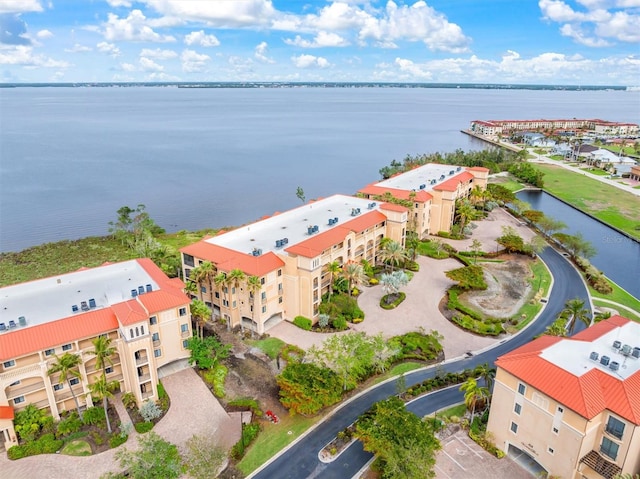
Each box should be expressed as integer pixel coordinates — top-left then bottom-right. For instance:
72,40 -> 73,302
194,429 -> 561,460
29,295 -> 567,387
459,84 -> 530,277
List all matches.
261,277 -> 265,285
54,383 -> 64,391
547,447 -> 554,455
3,360 -> 16,368
600,437 -> 619,461
180,324 -> 189,333
179,307 -> 187,316
262,306 -> 267,313
183,253 -> 195,267
510,422 -> 518,434
552,427 -> 559,434
185,268 -> 191,279
105,366 -> 113,374
62,344 -> 72,351
606,416 -> 625,440
182,340 -> 189,349
154,349 -> 162,358
517,383 -> 526,395
557,406 -> 564,413
152,332 -> 160,341
223,300 -> 229,307
45,348 -> 55,356
261,291 -> 266,300
223,287 -> 228,294
278,283 -> 283,291
135,327 -> 139,336
70,378 -> 80,386
9,380 -> 20,386
231,287 -> 235,294
200,286 -> 206,293
130,329 -> 134,339
150,316 -> 157,325
278,269 -> 282,276
13,396 -> 25,405
215,292 -> 220,299
279,296 -> 283,304
140,325 -> 144,335
514,403 -> 522,415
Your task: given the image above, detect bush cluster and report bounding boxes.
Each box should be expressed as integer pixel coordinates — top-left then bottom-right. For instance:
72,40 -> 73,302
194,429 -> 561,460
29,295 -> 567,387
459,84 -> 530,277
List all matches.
451,313 -> 505,336
134,421 -> 154,434
230,422 -> 261,460
226,398 -> 263,417
203,364 -> 227,398
379,292 -> 406,309
319,294 -> 364,323
280,344 -> 304,363
7,433 -> 63,460
404,367 -> 486,398
293,315 -> 312,330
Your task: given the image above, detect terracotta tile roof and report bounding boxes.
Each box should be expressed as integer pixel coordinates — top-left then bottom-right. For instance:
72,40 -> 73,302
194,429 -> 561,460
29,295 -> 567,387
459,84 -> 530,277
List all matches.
0,405 -> 14,420
496,316 -> 640,425
433,171 -> 475,192
181,241 -> 285,277
357,184 -> 433,202
380,202 -> 409,213
468,166 -> 490,172
111,299 -> 149,327
286,211 -> 387,258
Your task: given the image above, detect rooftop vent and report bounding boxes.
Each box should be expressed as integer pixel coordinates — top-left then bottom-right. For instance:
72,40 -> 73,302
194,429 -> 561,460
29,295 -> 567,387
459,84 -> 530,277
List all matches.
138,285 -> 144,295
307,225 -> 319,235
131,289 -> 138,298
368,202 -> 377,209
89,298 -> 96,308
457,166 -> 462,171
613,340 -> 621,349
609,361 -> 620,371
146,284 -> 152,293
18,316 -> 27,326
589,351 -> 599,361
419,184 -> 426,190
600,355 -> 610,366
449,170 -> 455,175
8,320 -> 16,329
72,304 -> 79,313
430,179 -> 436,185
251,248 -> 262,256
621,344 -> 632,356
351,208 -> 361,217
632,347 -> 640,359
0,323 -> 5,331
440,174 -> 445,180
328,218 -> 336,225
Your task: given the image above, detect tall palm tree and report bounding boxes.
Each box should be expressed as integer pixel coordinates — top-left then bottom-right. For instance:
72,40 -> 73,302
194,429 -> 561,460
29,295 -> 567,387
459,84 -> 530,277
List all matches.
183,280 -> 197,299
48,352 -> 85,420
246,275 -> 262,337
326,261 -> 342,299
475,363 -> 495,395
227,269 -> 246,332
87,336 -> 117,431
379,240 -> 408,272
192,261 -> 216,306
342,263 -> 366,297
454,199 -> 475,233
563,298 -> 591,335
459,378 -> 489,424
214,272 -> 231,330
190,299 -> 211,339
88,375 -> 119,433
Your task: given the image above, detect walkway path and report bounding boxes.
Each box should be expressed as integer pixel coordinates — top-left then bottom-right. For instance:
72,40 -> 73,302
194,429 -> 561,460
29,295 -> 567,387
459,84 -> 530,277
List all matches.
0,367 -> 240,478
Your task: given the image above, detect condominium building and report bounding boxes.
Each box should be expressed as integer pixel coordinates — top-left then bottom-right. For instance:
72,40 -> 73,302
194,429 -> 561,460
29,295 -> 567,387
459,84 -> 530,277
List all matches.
180,194 -> 408,334
487,316 -> 640,479
469,119 -> 639,138
357,163 -> 489,238
0,259 -> 192,451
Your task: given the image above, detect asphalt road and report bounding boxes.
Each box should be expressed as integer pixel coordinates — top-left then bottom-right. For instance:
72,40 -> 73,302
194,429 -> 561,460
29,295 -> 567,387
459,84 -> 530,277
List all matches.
250,246 -> 590,479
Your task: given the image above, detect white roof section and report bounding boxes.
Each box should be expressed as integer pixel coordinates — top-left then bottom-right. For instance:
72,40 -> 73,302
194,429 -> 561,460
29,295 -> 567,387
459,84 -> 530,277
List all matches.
375,163 -> 465,192
0,260 -> 158,332
207,194 -> 386,255
541,321 -> 640,380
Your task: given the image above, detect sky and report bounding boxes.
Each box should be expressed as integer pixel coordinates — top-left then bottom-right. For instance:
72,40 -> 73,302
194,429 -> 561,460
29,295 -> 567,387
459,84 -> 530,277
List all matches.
0,0 -> 638,85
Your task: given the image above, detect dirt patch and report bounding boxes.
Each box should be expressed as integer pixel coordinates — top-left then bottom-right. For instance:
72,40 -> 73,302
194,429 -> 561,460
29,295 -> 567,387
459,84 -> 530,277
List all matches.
460,255 -> 533,319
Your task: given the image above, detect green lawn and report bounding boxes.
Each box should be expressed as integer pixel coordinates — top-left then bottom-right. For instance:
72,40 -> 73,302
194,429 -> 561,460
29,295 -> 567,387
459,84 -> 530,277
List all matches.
593,300 -> 640,322
237,414 -> 318,475
60,439 -> 92,456
416,240 -> 449,259
579,167 -> 610,176
536,164 -> 640,240
247,338 -> 286,359
488,175 -> 526,193
435,403 -> 467,420
589,277 -> 640,315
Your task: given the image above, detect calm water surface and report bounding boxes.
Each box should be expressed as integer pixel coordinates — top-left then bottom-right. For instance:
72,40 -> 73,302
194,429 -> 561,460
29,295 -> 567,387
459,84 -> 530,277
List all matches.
1,87 -> 639,254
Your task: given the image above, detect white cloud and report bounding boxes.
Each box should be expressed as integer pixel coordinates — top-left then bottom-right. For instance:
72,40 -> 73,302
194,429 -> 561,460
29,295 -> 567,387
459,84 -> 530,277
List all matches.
181,49 -> 210,73
184,30 -> 220,47
0,0 -> 42,14
106,0 -> 132,6
0,45 -> 69,67
96,41 -> 121,57
254,41 -> 275,63
103,10 -> 176,43
560,24 -> 612,46
36,29 -> 53,39
64,43 -> 92,53
139,56 -> 163,72
284,31 -> 349,48
139,48 -> 177,59
291,54 -> 330,68
140,0 -> 276,27
120,62 -> 137,72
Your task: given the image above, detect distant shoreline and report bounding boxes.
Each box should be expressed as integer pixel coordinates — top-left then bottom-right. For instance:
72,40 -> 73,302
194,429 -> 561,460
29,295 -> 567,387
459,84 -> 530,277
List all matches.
0,82 -> 632,91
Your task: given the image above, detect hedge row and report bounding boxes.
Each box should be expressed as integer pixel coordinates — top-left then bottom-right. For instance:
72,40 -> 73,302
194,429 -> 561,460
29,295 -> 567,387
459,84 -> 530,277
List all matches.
451,313 -> 505,336
7,433 -> 63,460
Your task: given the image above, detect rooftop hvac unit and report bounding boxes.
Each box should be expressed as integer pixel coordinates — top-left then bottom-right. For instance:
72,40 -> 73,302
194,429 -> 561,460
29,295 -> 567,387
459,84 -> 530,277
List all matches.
18,316 -> 27,326
334,217 -> 338,223
430,179 -> 436,184
328,218 -> 334,225
609,361 -> 620,371
313,225 -> 319,232
589,351 -> 599,361
131,289 -> 138,297
8,320 -> 16,329
146,284 -> 152,293
600,355 -> 610,366
613,340 -> 621,349
632,347 -> 640,359
621,344 -> 632,356
419,184 -> 426,190
72,304 -> 79,312
89,298 -> 96,308
457,166 -> 462,171
138,285 -> 144,295
440,174 -> 445,180
0,323 -> 5,331
307,226 -> 314,235
276,239 -> 283,247
283,237 -> 289,244
252,248 -> 262,257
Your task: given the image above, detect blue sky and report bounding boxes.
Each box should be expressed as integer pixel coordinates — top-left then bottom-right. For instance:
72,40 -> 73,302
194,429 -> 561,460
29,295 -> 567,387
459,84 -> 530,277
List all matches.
1,0 -> 638,84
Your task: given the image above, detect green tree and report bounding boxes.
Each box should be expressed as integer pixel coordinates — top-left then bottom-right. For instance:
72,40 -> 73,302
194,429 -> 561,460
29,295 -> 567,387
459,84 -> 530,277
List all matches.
296,186 -> 306,203
563,298 -> 591,335
379,240 -> 408,271
342,262 -> 366,296
14,404 -> 53,443
88,335 -> 117,432
459,377 -> 490,424
536,215 -> 566,237
454,199 -> 475,233
183,434 -> 226,479
497,226 -> 527,254
87,375 -> 119,433
380,270 -> 409,303
445,265 -> 487,290
190,299 -> 211,339
553,232 -> 596,260
190,261 -> 216,306
486,184 -> 516,204
47,352 -> 84,421
227,268 -> 246,330
475,363 -> 495,393
183,280 -> 197,298
186,336 -> 231,370
109,432 -> 182,479
276,362 -> 343,415
246,275 -> 262,336
326,260 -> 342,299
214,272 -> 230,330
469,239 -> 483,264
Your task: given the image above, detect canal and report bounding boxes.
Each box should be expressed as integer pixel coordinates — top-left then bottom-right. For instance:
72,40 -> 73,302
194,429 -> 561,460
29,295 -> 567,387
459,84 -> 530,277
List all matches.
516,190 -> 640,300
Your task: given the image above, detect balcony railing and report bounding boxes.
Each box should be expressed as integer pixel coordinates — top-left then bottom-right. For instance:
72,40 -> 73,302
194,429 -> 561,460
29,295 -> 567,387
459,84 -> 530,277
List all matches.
6,381 -> 46,399
604,426 -> 623,440
141,390 -> 153,400
181,329 -> 191,338
137,373 -> 151,383
580,450 -> 621,479
135,355 -> 149,365
153,339 -> 161,347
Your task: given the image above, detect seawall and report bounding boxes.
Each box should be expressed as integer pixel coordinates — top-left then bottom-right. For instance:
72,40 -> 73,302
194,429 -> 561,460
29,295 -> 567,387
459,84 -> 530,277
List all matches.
460,129 -> 521,152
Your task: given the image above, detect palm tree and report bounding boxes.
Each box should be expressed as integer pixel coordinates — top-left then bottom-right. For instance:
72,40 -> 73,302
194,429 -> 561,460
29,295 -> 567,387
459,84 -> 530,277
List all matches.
190,299 -> 211,339
326,261 -> 342,299
191,261 -> 216,305
214,272 -> 230,330
454,199 -> 475,233
183,280 -> 197,299
459,378 -> 489,424
342,262 -> 366,296
87,336 -> 117,431
227,269 -> 246,332
475,363 -> 495,394
563,298 -> 591,335
246,275 -> 262,337
48,352 -> 85,420
88,375 -> 119,433
379,240 -> 408,271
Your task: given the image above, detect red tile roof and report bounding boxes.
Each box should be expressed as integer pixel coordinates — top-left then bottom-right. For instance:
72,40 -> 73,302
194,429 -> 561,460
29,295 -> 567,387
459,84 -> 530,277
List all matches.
380,202 -> 408,213
468,166 -> 490,172
181,241 -> 285,277
286,210 -> 387,258
0,259 -> 189,361
495,316 -> 640,425
433,171 -> 474,192
357,184 -> 433,202
0,405 -> 14,420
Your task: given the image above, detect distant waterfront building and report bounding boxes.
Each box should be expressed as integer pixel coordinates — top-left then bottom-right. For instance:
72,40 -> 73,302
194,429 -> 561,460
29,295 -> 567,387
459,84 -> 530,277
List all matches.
469,119 -> 639,139
180,194 -> 408,335
0,259 -> 192,451
357,163 -> 489,238
630,165 -> 640,181
487,315 -> 640,479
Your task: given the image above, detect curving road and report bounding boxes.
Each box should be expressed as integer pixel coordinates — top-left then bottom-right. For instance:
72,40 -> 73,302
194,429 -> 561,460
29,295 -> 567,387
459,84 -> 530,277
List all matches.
250,246 -> 590,479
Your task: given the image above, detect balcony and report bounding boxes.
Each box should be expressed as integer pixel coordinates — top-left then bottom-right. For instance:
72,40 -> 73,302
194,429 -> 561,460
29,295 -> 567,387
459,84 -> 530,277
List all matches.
580,450 -> 621,479
137,373 -> 151,383
181,329 -> 191,339
6,381 -> 46,399
55,387 -> 85,402
604,426 -> 623,440
135,355 -> 149,366
153,339 -> 161,347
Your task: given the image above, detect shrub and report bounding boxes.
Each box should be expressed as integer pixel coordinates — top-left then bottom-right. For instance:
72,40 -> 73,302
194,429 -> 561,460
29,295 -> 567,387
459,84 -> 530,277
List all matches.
280,344 -> 305,363
91,430 -> 105,446
82,406 -> 106,427
231,423 -> 261,460
56,412 -> 83,437
380,292 -> 406,309
122,392 -> 137,410
139,400 -> 163,422
109,433 -> 128,448
368,278 -> 379,285
451,314 -> 504,336
134,421 -> 154,434
293,315 -> 312,330
203,364 -> 227,398
352,317 -> 364,324
226,398 -> 263,417
332,316 -> 348,331
7,433 -> 63,460
14,404 -> 53,443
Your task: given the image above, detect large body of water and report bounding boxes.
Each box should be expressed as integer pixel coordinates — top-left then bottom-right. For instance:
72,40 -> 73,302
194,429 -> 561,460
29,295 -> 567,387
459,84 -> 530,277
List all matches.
516,190 -> 639,299
1,87 -> 639,255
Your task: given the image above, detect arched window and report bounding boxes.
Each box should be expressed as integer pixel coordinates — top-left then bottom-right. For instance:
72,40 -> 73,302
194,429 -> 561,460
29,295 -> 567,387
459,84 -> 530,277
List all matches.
135,327 -> 139,336
140,325 -> 145,335
130,329 -> 134,339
